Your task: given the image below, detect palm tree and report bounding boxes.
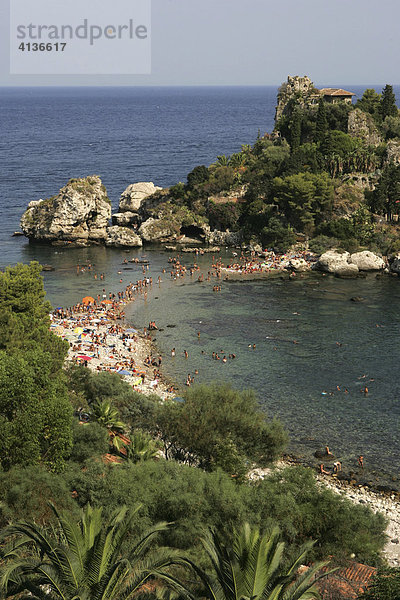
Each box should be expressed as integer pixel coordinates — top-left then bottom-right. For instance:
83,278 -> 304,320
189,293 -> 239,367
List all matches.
0,504 -> 184,600
91,400 -> 125,432
216,155 -> 229,167
125,431 -> 161,464
181,523 -> 329,600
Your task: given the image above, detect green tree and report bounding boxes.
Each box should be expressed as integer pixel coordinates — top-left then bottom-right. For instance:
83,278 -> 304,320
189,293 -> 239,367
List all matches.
367,163 -> 400,218
154,383 -> 287,474
207,201 -> 240,231
316,98 -> 328,144
382,115 -> 400,140
0,263 -> 72,471
0,350 -> 72,472
356,89 -> 382,124
0,504 -> 182,600
0,262 -> 68,371
260,217 -> 297,252
272,172 -> 334,234
290,108 -> 302,152
187,165 -> 210,189
380,84 -> 398,120
182,522 -> 327,600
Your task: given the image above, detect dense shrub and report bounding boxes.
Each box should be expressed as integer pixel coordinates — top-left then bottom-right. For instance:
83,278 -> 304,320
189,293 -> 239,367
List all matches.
154,383 -> 288,475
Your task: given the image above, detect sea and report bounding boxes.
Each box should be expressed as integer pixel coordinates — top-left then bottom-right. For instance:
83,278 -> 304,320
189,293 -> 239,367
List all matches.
0,85 -> 399,488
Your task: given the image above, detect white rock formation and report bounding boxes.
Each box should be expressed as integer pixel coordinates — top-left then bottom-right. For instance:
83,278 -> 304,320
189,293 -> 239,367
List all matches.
20,176 -> 111,244
350,251 -> 385,271
316,250 -> 359,276
106,226 -> 142,247
119,182 -> 162,213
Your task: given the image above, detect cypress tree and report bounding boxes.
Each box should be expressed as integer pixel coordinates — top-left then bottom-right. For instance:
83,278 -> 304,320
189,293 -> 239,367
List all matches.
380,84 -> 398,119
290,108 -> 302,152
316,98 -> 328,144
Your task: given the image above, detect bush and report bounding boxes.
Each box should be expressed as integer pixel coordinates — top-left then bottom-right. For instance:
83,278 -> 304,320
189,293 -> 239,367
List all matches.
69,421 -> 109,464
318,218 -> 356,240
154,383 -> 287,475
361,566 -> 400,599
0,466 -> 78,527
308,235 -> 338,255
66,459 -> 254,559
251,467 -> 386,565
208,201 -> 240,231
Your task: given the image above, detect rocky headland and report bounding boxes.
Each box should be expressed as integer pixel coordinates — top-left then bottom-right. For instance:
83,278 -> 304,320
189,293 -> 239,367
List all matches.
20,176 -> 237,248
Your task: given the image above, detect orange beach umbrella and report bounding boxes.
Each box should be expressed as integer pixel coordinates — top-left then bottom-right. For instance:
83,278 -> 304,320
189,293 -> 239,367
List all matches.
82,296 -> 95,305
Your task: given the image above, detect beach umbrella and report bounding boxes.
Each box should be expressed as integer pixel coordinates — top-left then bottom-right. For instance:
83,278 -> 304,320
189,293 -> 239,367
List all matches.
101,299 -> 113,305
74,327 -> 84,335
54,325 -> 65,334
82,296 -> 95,305
117,369 -> 131,376
132,377 -> 142,386
77,355 -> 93,361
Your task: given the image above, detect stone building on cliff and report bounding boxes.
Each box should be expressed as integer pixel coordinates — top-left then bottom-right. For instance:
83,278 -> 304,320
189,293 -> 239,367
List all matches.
275,75 -> 355,123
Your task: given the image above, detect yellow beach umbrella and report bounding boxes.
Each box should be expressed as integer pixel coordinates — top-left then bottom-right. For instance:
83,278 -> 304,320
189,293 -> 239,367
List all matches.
73,327 -> 84,335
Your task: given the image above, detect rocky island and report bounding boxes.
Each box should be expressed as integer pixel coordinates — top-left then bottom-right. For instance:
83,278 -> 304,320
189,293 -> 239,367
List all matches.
20,75 -> 400,277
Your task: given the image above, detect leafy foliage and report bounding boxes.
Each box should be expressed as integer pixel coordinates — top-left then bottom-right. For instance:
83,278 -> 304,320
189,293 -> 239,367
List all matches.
69,421 -> 110,464
181,522 -> 327,600
366,163 -> 400,217
125,430 -> 161,464
250,467 -> 386,566
272,172 -> 334,235
153,383 -> 287,474
0,263 -> 72,472
208,201 -> 240,231
356,89 -> 382,124
0,466 -> 78,528
380,84 -> 398,121
0,504 -> 181,600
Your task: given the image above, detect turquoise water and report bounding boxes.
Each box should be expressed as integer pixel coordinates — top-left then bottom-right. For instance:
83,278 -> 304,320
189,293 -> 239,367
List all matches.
126,252 -> 400,487
13,242 -> 400,489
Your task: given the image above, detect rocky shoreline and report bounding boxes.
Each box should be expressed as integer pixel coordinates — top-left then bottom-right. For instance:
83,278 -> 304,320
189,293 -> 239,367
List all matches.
20,176 -> 237,249
19,175 -> 400,279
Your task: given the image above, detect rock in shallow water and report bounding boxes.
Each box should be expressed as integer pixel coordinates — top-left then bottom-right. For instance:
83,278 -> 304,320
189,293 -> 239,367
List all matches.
106,226 -> 143,248
316,250 -> 359,276
20,175 -> 111,244
350,250 -> 385,271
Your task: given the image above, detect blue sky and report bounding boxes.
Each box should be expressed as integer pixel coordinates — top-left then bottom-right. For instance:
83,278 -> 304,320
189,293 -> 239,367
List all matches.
1,0 -> 400,86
